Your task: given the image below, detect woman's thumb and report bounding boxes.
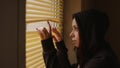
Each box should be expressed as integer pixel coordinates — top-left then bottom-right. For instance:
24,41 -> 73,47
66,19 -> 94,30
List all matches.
52,36 -> 58,42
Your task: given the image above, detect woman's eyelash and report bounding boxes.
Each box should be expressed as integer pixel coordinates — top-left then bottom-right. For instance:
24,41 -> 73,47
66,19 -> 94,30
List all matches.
74,27 -> 78,29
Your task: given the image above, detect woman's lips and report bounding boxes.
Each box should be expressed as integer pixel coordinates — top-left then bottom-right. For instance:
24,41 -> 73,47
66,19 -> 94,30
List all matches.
72,40 -> 76,45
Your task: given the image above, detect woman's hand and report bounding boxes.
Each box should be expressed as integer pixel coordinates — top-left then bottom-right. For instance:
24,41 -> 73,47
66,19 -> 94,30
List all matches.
36,21 -> 63,42
52,27 -> 62,42
36,21 -> 51,40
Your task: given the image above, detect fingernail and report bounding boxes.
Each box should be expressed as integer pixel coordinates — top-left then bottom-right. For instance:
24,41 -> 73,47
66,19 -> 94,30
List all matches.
54,27 -> 56,30
43,27 -> 45,29
53,28 -> 55,30
36,28 -> 38,30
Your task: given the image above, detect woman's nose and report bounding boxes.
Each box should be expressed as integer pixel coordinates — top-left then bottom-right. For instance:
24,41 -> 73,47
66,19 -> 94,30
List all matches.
70,31 -> 74,38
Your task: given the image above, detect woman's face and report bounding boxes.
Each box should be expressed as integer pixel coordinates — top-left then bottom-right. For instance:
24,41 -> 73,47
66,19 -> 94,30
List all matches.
70,18 -> 80,48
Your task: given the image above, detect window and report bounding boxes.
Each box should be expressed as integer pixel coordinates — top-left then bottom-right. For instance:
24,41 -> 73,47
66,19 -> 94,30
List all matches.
26,0 -> 63,68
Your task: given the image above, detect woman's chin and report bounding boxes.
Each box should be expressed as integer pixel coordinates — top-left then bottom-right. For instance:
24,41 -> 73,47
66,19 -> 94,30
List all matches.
72,42 -> 79,48
74,44 -> 79,48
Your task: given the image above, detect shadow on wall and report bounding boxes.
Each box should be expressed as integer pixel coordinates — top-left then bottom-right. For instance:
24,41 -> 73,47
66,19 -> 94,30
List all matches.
95,0 -> 120,61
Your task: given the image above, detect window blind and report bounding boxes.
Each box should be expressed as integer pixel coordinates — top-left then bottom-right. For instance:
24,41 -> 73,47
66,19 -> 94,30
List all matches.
26,0 -> 63,68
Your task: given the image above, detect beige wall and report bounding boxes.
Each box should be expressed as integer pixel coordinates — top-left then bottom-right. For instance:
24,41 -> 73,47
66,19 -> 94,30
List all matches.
63,0 -> 81,64
81,0 -> 96,10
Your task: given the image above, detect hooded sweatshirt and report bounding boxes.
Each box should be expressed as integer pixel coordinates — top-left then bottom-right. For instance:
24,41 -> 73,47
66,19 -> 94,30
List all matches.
72,9 -> 119,68
41,9 -> 119,68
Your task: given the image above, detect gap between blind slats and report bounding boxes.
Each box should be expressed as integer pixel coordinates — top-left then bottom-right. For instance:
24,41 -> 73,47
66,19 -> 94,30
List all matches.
26,6 -> 53,12
26,31 -> 38,34
26,18 -> 62,23
26,12 -> 62,18
26,44 -> 41,50
26,54 -> 43,62
26,57 -> 44,67
27,16 -> 62,23
26,39 -> 40,43
26,45 -> 41,53
26,4 -> 62,11
26,42 -> 40,47
26,48 -> 42,54
26,6 -> 63,14
26,1 -> 63,10
26,36 -> 40,41
26,49 -> 42,57
26,15 -> 62,19
27,1 -> 52,9
26,34 -> 39,38
30,61 -> 44,68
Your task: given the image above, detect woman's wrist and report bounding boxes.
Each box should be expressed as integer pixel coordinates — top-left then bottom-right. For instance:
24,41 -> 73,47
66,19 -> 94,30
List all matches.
55,40 -> 68,52
41,37 -> 56,52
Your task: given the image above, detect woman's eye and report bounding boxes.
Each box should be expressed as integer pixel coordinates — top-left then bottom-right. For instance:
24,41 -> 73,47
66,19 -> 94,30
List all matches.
72,26 -> 78,31
74,27 -> 78,30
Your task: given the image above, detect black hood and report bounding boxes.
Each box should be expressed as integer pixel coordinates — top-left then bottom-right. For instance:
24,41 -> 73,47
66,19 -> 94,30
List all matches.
73,9 -> 110,66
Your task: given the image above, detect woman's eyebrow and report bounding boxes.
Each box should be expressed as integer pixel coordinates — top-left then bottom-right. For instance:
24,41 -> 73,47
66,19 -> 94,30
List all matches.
73,25 -> 78,28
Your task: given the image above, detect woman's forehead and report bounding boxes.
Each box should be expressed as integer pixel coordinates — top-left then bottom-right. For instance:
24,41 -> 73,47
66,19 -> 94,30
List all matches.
72,18 -> 77,26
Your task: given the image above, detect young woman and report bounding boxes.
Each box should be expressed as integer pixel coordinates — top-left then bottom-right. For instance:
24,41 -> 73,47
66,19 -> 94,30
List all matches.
36,9 -> 119,68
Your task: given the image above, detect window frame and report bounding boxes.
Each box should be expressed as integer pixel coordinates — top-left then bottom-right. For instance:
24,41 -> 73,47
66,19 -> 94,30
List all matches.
18,0 -> 26,68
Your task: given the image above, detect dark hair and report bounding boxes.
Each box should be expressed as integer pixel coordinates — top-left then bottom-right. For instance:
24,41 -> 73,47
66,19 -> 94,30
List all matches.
72,9 -> 110,67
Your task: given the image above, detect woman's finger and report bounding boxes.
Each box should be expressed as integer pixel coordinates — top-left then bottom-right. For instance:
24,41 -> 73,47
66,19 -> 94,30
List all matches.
52,36 -> 58,42
42,27 -> 50,39
36,28 -> 44,40
52,27 -> 61,37
52,27 -> 62,42
47,21 -> 52,35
